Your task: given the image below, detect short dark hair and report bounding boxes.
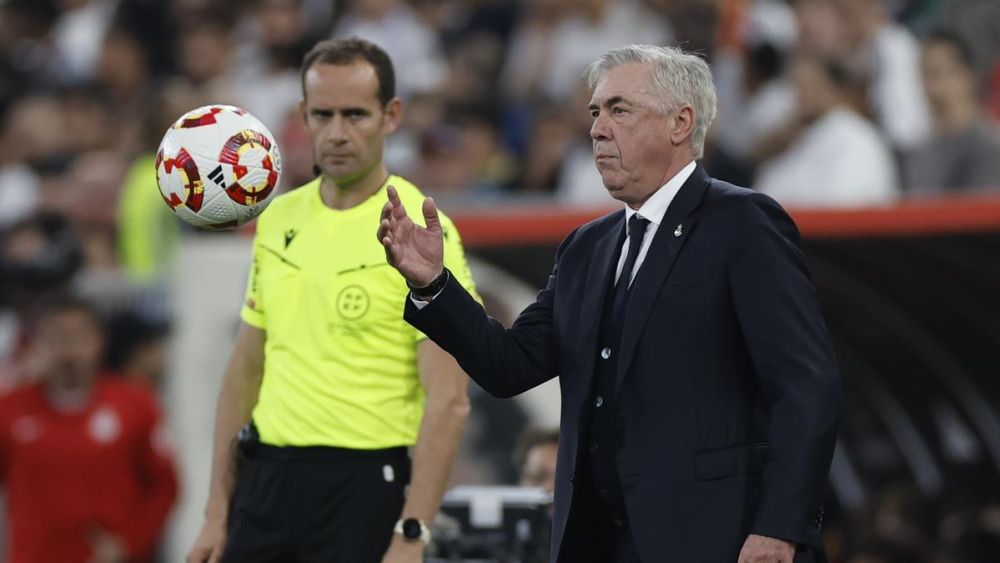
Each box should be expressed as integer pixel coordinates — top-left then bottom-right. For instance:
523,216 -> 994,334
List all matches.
300,37 -> 395,106
513,427 -> 559,470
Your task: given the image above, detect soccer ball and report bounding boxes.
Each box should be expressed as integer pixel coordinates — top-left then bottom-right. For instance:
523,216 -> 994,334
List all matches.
155,105 -> 282,230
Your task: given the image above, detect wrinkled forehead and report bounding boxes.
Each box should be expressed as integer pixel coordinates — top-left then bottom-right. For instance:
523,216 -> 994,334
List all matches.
588,63 -> 656,106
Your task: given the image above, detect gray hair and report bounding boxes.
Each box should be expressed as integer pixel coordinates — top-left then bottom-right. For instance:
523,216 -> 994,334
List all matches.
584,44 -> 718,159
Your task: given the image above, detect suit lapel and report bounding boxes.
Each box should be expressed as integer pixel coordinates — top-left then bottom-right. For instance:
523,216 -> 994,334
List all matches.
615,166 -> 712,392
576,211 -> 625,392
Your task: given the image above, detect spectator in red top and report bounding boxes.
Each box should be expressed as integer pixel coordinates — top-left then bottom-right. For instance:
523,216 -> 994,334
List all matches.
0,295 -> 178,563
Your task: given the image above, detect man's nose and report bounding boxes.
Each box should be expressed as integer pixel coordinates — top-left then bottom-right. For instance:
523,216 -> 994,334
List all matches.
590,113 -> 611,141
325,115 -> 348,143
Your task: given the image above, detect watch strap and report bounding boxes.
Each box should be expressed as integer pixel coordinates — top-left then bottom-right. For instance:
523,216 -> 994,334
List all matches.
407,269 -> 449,300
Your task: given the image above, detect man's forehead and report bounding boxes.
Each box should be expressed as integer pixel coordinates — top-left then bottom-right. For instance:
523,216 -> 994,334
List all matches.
589,63 -> 653,104
304,63 -> 380,105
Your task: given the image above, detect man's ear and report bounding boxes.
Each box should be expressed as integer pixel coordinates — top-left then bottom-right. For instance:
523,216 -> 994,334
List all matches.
382,97 -> 403,134
670,105 -> 695,146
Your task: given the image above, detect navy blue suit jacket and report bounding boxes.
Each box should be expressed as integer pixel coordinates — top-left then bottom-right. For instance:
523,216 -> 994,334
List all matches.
405,166 -> 841,562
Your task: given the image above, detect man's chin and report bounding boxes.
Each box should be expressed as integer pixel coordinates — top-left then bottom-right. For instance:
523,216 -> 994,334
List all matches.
321,166 -> 363,186
603,183 -> 625,198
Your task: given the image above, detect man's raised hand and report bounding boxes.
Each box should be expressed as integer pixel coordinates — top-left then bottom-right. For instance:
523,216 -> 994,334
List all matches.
379,185 -> 445,287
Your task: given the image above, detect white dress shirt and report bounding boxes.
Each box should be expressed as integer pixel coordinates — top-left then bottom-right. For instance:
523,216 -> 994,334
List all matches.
616,160 -> 696,287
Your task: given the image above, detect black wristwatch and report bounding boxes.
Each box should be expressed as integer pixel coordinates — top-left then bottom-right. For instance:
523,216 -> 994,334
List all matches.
394,517 -> 432,544
407,269 -> 449,300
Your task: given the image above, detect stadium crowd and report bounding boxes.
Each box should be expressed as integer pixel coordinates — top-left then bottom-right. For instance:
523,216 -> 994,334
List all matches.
1,0 -> 999,562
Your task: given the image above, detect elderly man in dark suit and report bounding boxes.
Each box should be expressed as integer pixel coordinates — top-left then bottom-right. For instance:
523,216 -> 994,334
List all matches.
379,44 -> 840,563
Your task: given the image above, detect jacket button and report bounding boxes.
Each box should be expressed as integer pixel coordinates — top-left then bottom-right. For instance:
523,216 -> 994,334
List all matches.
594,396 -> 604,408
601,347 -> 611,359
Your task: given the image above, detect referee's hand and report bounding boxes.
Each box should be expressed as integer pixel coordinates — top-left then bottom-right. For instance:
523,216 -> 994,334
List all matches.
379,185 -> 444,287
186,518 -> 227,563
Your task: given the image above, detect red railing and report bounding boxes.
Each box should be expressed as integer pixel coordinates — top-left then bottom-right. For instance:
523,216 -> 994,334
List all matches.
448,194 -> 1000,247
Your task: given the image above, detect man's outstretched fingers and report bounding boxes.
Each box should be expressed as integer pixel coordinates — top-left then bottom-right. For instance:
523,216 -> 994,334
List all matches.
422,197 -> 441,234
387,185 -> 408,220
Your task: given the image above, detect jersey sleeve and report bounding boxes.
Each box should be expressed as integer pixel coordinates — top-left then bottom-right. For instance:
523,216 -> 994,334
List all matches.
240,226 -> 266,329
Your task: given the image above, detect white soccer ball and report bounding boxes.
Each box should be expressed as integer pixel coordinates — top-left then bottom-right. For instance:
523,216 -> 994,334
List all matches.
156,105 -> 282,230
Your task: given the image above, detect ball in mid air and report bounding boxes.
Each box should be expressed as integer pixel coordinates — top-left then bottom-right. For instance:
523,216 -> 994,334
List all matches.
156,105 -> 282,230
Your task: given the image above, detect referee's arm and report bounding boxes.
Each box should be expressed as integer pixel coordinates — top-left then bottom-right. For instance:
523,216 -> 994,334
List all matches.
187,322 -> 265,563
384,339 -> 470,558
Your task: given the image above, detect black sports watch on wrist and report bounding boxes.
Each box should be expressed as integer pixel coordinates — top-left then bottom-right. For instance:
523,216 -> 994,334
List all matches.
407,268 -> 449,300
394,517 -> 431,544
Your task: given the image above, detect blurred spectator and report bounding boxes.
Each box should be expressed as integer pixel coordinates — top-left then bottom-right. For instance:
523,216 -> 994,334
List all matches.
3,95 -> 74,182
711,0 -> 798,185
172,10 -> 240,104
500,0 -> 673,167
836,0 -> 933,151
0,110 -> 39,230
0,212 -> 83,390
793,0 -> 851,60
498,0 -> 565,108
502,0 -> 670,106
754,54 -> 899,207
104,312 -> 169,390
334,0 -> 447,98
932,0 -> 1000,85
0,1 -> 58,109
230,0 -> 312,133
516,103 -> 576,195
515,427 -> 559,495
904,31 -> 1000,194
439,32 -> 505,117
50,0 -> 120,84
0,295 -> 177,563
411,114 -> 513,201
411,0 -> 519,51
95,23 -> 156,154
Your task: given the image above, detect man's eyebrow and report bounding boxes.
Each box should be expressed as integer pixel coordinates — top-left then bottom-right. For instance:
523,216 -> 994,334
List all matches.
309,106 -> 372,115
589,95 -> 628,111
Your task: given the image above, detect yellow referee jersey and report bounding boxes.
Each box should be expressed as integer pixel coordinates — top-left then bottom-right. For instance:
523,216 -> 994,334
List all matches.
240,175 -> 479,448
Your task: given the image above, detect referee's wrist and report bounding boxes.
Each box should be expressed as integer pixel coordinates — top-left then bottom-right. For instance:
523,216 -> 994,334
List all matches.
393,517 -> 432,544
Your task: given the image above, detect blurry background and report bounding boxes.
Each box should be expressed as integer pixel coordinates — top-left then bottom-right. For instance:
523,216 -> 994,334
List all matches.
1,0 -> 999,562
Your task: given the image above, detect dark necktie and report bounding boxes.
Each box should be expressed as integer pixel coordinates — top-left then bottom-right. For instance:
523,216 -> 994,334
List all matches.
611,215 -> 650,333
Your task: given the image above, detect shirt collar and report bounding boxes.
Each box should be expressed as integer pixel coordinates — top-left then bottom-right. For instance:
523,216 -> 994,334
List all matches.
624,160 -> 697,226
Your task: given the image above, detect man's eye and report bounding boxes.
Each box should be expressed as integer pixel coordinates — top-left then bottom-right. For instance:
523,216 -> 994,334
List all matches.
612,107 -> 626,116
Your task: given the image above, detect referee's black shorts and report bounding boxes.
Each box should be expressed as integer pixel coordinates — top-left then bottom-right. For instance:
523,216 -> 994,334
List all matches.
222,436 -> 410,563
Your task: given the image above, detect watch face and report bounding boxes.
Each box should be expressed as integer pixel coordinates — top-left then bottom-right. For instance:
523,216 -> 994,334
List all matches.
402,519 -> 422,539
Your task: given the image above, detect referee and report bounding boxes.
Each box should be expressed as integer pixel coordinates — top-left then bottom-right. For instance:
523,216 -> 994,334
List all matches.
187,38 -> 479,563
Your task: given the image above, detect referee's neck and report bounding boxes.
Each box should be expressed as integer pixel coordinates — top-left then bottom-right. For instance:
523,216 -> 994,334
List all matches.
320,166 -> 390,210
